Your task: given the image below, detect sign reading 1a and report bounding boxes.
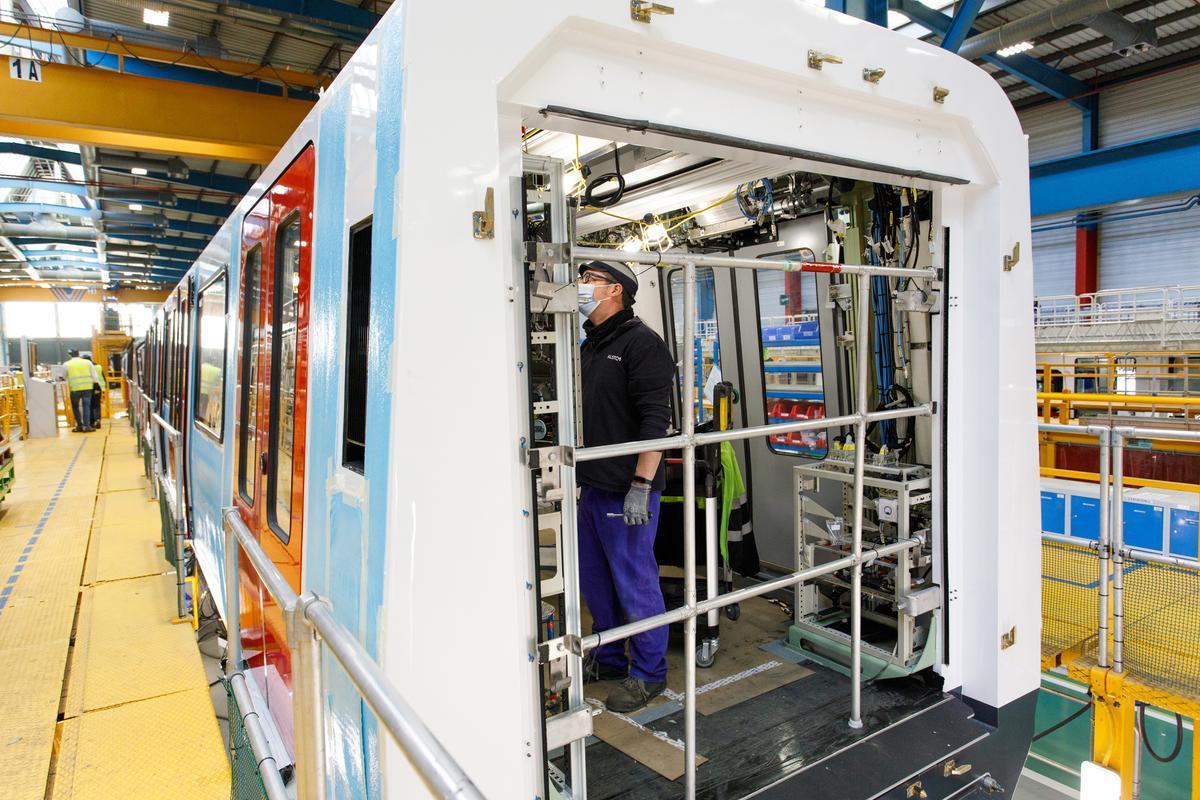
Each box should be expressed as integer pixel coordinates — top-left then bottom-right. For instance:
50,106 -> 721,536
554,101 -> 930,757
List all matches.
9,58 -> 44,82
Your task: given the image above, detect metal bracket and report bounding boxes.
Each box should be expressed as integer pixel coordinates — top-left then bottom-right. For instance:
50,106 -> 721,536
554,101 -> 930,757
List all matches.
1003,241 -> 1020,271
631,0 -> 673,24
863,67 -> 886,84
898,586 -> 942,617
472,187 -> 495,240
529,280 -> 578,315
525,240 -> 569,267
892,287 -> 939,313
545,706 -> 595,750
525,446 -> 575,501
933,86 -> 950,104
538,633 -> 583,664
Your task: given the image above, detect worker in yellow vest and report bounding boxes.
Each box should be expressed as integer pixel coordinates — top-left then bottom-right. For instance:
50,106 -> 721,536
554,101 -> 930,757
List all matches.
84,353 -> 103,427
64,350 -> 96,432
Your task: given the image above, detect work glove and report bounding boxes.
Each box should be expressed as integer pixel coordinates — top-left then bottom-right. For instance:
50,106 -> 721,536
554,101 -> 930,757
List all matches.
623,483 -> 651,526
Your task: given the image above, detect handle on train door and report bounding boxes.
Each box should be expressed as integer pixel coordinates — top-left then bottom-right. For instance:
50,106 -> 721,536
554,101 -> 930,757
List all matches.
260,452 -> 268,474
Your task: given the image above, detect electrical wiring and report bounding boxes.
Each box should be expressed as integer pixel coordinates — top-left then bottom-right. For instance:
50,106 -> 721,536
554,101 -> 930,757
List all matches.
583,142 -> 626,209
1140,703 -> 1185,763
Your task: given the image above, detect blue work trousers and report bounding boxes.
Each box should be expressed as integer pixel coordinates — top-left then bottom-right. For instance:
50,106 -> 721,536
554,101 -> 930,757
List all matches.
578,486 -> 668,683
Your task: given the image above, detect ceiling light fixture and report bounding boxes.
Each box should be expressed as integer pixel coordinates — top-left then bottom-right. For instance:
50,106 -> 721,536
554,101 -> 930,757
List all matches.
128,203 -> 143,212
621,236 -> 643,253
130,167 -> 148,176
143,8 -> 170,26
997,41 -> 1034,57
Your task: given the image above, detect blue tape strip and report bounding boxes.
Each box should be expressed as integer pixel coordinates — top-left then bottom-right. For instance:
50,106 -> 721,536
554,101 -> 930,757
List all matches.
0,438 -> 88,616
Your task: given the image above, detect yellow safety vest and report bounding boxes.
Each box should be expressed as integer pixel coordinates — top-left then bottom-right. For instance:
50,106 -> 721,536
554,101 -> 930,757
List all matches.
66,358 -> 94,392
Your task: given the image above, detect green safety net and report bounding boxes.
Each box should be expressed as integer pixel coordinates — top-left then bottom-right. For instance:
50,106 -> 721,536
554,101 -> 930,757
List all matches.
223,677 -> 268,800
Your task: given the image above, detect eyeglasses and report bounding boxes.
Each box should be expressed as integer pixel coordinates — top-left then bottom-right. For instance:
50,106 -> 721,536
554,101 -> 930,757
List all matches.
579,273 -> 614,285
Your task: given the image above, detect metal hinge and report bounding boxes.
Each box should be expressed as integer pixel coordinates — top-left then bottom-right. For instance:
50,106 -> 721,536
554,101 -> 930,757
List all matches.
630,0 -> 673,24
1003,242 -> 1020,272
472,187 -> 495,240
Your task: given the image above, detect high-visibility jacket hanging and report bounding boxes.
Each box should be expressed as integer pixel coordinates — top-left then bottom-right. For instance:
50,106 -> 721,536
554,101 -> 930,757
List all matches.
66,358 -> 94,391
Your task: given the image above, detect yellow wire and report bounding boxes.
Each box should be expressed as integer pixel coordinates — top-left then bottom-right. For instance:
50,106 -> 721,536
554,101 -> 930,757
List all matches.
665,189 -> 737,232
580,188 -> 739,232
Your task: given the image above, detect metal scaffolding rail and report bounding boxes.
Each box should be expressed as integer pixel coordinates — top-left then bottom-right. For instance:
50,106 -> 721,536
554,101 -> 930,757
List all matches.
549,246 -> 939,797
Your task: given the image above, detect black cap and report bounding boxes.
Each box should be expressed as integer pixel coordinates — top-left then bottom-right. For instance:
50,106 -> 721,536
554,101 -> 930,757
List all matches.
579,260 -> 638,299
68,349 -> 80,357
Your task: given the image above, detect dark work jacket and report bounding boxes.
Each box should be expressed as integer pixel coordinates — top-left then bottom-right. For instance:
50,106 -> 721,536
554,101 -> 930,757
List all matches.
578,309 -> 676,493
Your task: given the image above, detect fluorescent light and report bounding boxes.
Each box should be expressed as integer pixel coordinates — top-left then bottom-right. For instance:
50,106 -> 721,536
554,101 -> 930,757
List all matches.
130,167 -> 148,176
997,41 -> 1034,57
143,8 -> 169,26
128,203 -> 143,212
621,236 -> 643,253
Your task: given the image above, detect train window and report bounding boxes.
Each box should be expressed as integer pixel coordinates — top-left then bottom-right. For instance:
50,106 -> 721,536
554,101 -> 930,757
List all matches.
754,253 -> 828,458
267,214 -> 302,543
237,246 -> 263,504
668,266 -> 719,424
194,271 -> 227,441
342,218 -> 372,473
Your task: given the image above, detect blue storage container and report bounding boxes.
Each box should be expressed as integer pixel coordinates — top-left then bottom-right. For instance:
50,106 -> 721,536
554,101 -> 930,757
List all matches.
1170,509 -> 1199,559
1122,501 -> 1165,552
1070,495 -> 1102,541
1041,490 -> 1066,535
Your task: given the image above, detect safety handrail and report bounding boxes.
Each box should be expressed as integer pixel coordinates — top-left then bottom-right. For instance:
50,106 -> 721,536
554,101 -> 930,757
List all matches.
1036,421 -> 1200,674
221,508 -> 485,800
149,410 -> 187,619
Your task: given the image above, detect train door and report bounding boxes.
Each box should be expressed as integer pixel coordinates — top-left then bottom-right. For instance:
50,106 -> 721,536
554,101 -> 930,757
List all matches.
232,144 -> 315,753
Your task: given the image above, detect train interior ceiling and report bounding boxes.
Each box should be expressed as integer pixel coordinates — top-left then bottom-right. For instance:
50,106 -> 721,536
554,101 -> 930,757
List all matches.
520,127 -> 961,798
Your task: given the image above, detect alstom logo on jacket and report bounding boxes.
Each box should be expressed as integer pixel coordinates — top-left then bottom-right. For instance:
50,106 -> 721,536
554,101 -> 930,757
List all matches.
578,309 -> 676,494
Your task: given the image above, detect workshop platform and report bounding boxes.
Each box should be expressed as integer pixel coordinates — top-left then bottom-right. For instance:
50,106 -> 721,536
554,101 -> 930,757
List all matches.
0,418 -> 229,799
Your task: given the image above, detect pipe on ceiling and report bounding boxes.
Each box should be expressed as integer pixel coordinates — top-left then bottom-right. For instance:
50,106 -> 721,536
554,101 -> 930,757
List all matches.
0,223 -> 97,240
1084,11 -> 1158,56
959,0 -> 1134,61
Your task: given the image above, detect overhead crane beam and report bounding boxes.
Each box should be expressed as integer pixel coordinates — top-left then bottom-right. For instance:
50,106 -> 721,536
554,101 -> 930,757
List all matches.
0,20 -> 330,91
0,61 -> 312,163
0,287 -> 171,302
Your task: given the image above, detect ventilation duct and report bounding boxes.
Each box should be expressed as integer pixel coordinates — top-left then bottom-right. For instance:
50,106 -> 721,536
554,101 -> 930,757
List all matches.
1085,11 -> 1158,57
959,0 -> 1134,61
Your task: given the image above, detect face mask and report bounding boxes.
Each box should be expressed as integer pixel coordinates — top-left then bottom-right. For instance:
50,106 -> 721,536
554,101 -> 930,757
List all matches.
578,283 -> 600,318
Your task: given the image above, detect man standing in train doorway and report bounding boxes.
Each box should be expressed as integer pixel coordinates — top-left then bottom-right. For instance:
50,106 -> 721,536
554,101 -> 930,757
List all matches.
576,260 -> 675,713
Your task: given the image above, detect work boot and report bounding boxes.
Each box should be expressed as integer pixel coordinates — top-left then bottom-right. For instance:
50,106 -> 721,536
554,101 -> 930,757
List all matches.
581,653 -> 628,684
605,676 -> 666,713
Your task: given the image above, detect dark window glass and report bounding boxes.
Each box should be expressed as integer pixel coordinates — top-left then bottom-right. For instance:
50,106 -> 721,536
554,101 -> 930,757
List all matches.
237,246 -> 263,503
267,216 -> 301,542
668,267 -> 719,425
342,220 -> 372,472
195,271 -> 228,440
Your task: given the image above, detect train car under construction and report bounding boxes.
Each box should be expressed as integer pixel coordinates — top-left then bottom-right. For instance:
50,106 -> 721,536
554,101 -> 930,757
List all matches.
122,1 -> 1041,798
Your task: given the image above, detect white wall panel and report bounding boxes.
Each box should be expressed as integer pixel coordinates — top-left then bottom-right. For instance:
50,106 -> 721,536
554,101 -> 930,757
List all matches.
1020,102 -> 1083,162
1032,226 -> 1076,296
1099,209 -> 1200,290
1100,64 -> 1200,148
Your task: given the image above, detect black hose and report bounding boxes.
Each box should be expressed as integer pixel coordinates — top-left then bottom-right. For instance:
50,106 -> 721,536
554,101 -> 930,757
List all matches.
1032,698 -> 1091,742
583,142 -> 626,208
1140,703 -> 1184,763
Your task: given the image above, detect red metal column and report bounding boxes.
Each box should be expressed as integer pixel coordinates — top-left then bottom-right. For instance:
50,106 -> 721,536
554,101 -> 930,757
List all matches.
1075,224 -> 1099,296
